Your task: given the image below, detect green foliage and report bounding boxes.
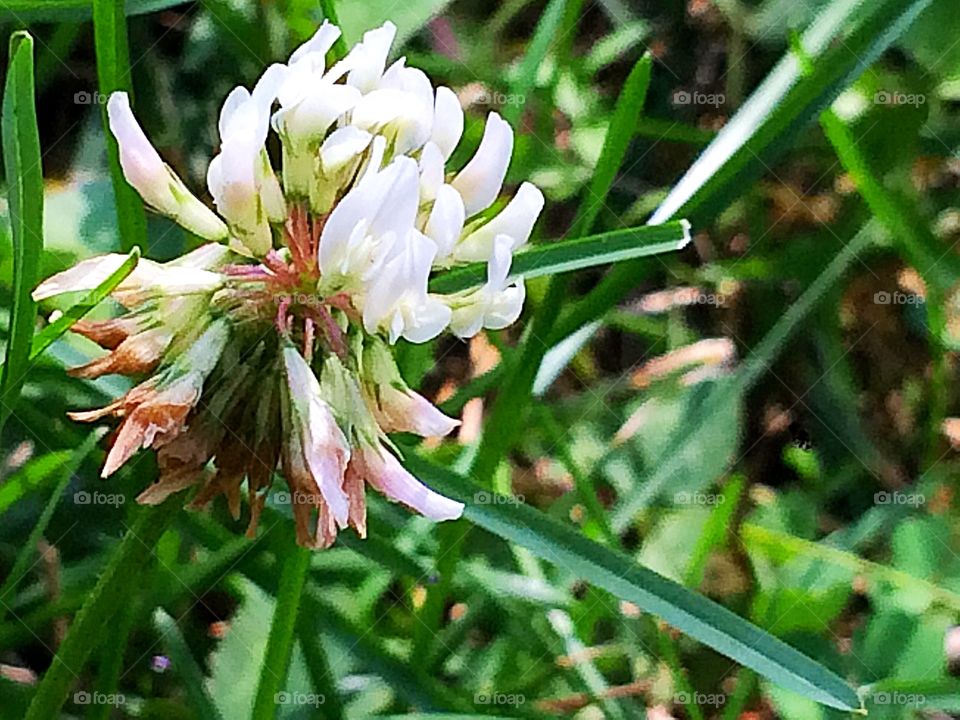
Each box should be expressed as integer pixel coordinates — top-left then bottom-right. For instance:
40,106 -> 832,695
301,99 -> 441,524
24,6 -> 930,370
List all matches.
2,0 -> 959,718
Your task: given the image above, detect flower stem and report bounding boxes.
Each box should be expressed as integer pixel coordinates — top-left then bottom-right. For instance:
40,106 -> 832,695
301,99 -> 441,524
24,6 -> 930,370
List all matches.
250,539 -> 312,720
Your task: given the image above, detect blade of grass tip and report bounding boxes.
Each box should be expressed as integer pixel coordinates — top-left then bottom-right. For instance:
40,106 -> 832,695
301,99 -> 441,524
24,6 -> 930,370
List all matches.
610,220 -> 883,529
319,0 -> 349,60
296,611 -> 345,720
0,431 -> 100,615
154,608 -> 226,720
250,538 -> 312,720
93,0 -> 148,252
29,247 -> 140,360
429,221 -> 689,294
405,455 -> 862,712
0,32 -> 43,438
554,0 -> 934,363
23,497 -> 183,720
504,0 -> 567,126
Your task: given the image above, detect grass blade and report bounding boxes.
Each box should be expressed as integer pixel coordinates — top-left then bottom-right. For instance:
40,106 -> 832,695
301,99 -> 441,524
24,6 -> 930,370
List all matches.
430,221 -> 690,294
0,0 -> 191,22
611,220 -> 882,528
23,498 -> 182,720
250,539 -> 312,720
0,31 -> 43,436
405,454 -> 861,712
558,0 -> 934,357
29,247 -> 140,360
504,0 -> 566,125
154,608 -> 226,720
0,431 -> 100,614
93,0 -> 148,252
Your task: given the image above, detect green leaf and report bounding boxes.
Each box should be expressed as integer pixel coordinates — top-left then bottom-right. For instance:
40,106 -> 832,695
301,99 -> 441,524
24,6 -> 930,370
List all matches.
0,32 -> 43,436
23,499 -> 182,720
93,0 -> 148,252
29,247 -> 140,360
405,455 -> 861,712
0,0 -> 190,22
430,221 -> 690,294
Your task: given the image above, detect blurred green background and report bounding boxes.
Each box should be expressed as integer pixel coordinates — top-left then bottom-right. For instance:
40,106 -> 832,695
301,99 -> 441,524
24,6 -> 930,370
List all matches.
2,0 -> 960,718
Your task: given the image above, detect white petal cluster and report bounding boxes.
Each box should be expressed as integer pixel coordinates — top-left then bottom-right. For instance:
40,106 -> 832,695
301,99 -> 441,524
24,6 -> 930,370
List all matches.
106,20 -> 544,345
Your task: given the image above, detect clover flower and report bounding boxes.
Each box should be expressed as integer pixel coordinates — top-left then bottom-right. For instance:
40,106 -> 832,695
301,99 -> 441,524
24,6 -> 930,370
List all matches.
33,20 -> 545,548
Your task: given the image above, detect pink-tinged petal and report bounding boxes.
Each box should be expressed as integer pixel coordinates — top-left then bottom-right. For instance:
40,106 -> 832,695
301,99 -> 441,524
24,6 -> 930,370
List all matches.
374,385 -> 460,437
108,93 -> 228,240
451,112 -> 513,216
361,445 -> 464,521
282,346 -> 351,526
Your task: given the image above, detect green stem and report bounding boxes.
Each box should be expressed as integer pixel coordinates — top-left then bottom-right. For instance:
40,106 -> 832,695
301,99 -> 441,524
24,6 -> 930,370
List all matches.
250,540 -> 312,720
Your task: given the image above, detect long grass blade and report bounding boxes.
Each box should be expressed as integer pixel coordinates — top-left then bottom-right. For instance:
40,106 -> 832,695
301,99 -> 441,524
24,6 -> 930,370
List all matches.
93,0 -> 148,252
405,455 -> 861,712
0,32 -> 43,436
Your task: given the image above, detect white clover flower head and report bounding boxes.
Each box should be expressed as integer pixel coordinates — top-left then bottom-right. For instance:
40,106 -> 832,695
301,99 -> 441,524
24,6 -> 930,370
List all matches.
34,19 -> 542,548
